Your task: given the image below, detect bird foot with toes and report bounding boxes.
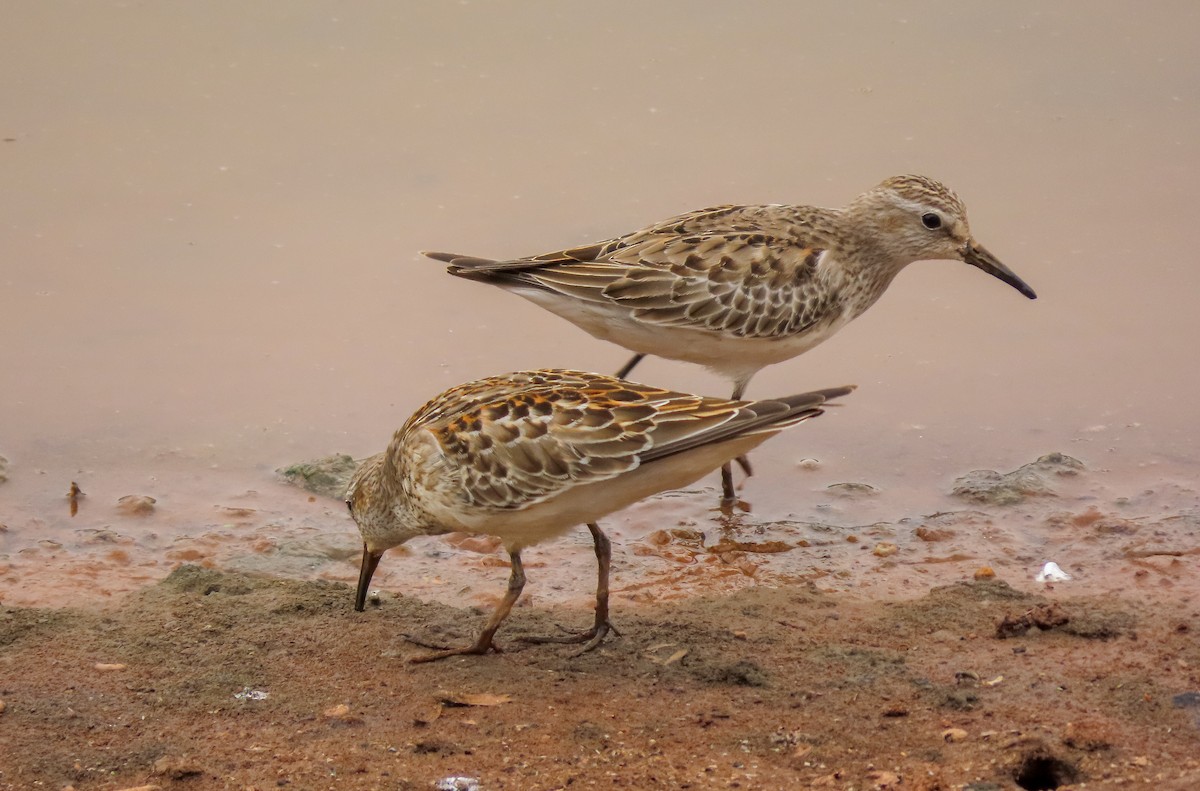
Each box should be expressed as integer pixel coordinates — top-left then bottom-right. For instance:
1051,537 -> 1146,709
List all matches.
519,618 -> 620,651
403,633 -> 505,664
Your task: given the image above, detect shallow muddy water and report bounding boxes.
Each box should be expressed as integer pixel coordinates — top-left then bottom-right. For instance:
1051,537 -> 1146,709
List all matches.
2,2 -> 1199,609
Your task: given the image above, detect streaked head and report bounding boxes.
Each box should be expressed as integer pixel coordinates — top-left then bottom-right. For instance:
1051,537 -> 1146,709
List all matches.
344,452 -> 419,612
344,454 -> 391,542
850,175 -> 1037,300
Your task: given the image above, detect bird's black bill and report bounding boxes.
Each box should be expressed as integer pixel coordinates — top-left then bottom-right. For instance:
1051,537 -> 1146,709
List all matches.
355,545 -> 384,612
963,243 -> 1037,300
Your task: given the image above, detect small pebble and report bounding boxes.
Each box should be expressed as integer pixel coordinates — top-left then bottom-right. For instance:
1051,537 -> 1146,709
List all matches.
914,526 -> 954,542
866,769 -> 901,788
827,481 -> 879,498
323,703 -> 353,720
1062,719 -> 1117,751
116,494 -> 156,515
1035,561 -> 1071,582
974,566 -> 996,580
94,663 -> 127,672
942,727 -> 968,742
645,529 -> 672,546
152,755 -> 203,779
872,542 -> 898,557
434,777 -> 481,791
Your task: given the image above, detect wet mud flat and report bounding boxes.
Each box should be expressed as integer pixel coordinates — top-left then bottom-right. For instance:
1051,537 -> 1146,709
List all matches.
1,567 -> 1198,791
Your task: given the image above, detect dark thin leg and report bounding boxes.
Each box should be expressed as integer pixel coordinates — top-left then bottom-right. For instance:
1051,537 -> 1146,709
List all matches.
407,550 -> 527,664
720,382 -> 751,503
614,353 -> 646,380
578,522 -> 618,653
720,464 -> 737,504
520,522 -> 618,653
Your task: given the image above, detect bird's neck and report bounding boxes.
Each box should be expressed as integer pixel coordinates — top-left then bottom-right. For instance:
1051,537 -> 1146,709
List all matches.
812,209 -> 910,319
356,453 -> 433,552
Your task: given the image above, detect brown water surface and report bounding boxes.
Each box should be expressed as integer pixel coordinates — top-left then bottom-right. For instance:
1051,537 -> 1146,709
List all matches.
2,2 -> 1199,609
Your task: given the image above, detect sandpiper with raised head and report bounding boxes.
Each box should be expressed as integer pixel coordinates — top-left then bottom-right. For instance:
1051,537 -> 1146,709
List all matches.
426,175 -> 1035,502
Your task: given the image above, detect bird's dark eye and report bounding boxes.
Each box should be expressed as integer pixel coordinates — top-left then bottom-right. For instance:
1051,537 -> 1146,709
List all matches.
921,213 -> 942,230
345,499 -> 353,514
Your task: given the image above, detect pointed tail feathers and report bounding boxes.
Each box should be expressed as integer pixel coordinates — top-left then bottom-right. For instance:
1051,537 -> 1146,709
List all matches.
738,384 -> 856,435
641,385 -> 855,464
424,250 -> 544,282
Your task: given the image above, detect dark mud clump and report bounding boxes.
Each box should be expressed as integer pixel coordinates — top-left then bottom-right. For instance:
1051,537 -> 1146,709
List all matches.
277,453 -> 361,499
951,452 -> 1084,506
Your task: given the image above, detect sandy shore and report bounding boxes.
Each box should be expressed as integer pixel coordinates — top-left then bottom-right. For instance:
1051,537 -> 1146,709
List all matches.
2,564 -> 1198,790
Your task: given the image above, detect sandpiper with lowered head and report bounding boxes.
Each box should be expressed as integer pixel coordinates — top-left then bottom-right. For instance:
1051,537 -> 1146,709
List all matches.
346,369 -> 852,663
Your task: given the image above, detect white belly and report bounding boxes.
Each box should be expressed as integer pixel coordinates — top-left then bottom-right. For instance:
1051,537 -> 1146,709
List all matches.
516,287 -> 853,387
